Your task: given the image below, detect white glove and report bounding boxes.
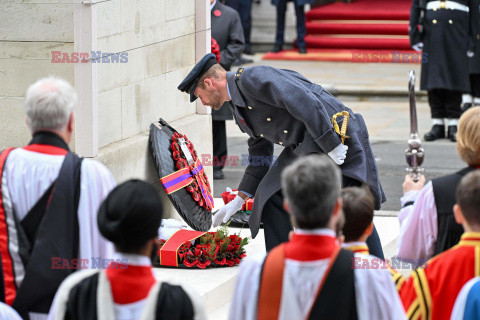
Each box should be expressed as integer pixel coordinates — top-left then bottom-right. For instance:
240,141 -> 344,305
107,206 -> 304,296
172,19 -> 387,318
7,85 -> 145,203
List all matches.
328,143 -> 348,165
467,50 -> 475,58
212,195 -> 244,227
412,43 -> 423,52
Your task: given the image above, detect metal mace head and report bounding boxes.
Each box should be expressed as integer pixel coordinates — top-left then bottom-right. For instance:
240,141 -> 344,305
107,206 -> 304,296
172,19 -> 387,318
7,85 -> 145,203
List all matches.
406,70 -> 425,182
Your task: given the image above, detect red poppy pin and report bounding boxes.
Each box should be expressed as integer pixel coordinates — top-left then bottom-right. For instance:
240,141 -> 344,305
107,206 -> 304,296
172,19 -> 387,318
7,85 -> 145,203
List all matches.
214,10 -> 221,17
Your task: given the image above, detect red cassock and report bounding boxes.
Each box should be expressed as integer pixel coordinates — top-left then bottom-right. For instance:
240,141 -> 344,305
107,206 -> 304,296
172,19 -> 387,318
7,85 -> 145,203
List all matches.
400,232 -> 480,320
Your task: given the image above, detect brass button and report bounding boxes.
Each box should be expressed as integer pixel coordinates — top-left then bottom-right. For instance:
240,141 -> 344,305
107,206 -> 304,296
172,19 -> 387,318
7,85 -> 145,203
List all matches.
284,130 -> 288,134
260,134 -> 264,137
267,117 -> 271,122
248,106 -> 253,110
433,19 -> 437,24
279,142 -> 283,145
449,20 -> 453,24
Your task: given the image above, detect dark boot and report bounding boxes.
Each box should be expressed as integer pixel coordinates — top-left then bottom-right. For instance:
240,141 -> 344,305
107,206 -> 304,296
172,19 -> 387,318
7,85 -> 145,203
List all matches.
461,102 -> 473,114
298,46 -> 307,54
424,124 -> 445,141
271,44 -> 283,53
448,125 -> 457,142
213,169 -> 224,180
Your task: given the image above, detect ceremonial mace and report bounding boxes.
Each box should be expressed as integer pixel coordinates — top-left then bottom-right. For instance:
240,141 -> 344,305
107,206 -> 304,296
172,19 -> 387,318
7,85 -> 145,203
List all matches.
405,70 -> 424,182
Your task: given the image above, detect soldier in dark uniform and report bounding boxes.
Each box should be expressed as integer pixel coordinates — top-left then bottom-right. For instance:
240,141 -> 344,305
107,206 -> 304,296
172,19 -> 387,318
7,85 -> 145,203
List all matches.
409,0 -> 479,142
178,54 -> 386,257
224,0 -> 254,55
464,2 -> 480,112
272,0 -> 313,54
211,0 -> 245,179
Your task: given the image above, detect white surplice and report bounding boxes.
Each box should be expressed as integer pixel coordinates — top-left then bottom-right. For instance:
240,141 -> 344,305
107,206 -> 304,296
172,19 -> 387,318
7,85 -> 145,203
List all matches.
2,148 -> 116,320
396,182 -> 438,263
229,229 -> 406,320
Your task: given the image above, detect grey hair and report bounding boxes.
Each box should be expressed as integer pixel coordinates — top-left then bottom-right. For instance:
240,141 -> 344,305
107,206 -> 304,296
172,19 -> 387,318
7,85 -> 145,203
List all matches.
24,77 -> 77,134
281,154 -> 341,229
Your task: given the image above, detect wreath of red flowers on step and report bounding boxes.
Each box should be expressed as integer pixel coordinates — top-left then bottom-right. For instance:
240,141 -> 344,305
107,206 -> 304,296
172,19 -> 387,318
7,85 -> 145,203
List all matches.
160,132 -> 213,210
157,229 -> 248,269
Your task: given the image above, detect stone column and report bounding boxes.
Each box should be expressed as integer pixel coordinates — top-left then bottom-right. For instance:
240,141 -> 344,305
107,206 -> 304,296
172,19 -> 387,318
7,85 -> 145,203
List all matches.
195,0 -> 211,115
74,0 -> 98,157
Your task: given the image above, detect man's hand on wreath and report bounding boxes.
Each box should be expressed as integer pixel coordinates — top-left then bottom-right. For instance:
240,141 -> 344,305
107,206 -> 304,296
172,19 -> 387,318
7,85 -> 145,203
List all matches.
328,143 -> 348,165
212,195 -> 244,227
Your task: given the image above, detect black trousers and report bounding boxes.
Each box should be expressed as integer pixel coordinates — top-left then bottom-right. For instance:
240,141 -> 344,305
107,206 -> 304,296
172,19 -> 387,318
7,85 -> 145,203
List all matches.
470,74 -> 480,98
225,0 -> 253,48
212,120 -> 227,171
261,190 -> 385,259
428,89 -> 462,119
275,0 -> 307,48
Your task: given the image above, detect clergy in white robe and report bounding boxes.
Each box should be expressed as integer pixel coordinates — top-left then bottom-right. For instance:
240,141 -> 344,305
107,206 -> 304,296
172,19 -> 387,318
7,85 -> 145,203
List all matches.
0,77 -> 116,320
48,180 -> 206,320
396,108 -> 480,264
0,302 -> 22,320
229,155 -> 406,320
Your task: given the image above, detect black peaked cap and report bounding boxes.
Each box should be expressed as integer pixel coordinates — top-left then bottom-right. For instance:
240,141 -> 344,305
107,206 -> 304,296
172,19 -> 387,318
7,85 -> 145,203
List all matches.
177,53 -> 218,102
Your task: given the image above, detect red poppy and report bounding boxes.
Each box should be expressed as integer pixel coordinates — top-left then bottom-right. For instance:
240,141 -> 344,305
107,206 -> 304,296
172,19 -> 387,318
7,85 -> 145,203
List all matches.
176,159 -> 188,169
178,250 -> 187,259
197,260 -> 211,269
193,191 -> 201,201
191,181 -> 199,190
183,258 -> 198,268
194,247 -> 201,257
214,258 -> 227,266
226,260 -> 235,267
171,142 -> 180,152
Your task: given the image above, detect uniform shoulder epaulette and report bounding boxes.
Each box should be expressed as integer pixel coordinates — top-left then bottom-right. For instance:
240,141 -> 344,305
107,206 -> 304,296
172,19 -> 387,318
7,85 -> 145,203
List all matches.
235,67 -> 244,81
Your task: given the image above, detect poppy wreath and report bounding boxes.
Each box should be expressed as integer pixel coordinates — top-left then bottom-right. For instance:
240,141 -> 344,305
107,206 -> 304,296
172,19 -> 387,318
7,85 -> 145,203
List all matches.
160,132 -> 214,210
156,226 -> 248,269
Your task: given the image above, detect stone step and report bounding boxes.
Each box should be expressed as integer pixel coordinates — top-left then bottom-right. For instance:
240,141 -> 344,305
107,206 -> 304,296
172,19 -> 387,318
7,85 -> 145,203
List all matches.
153,204 -> 400,319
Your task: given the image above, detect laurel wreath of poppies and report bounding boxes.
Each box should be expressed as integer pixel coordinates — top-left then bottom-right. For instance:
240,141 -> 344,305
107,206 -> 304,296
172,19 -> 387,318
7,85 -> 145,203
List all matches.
157,227 -> 248,269
170,132 -> 212,209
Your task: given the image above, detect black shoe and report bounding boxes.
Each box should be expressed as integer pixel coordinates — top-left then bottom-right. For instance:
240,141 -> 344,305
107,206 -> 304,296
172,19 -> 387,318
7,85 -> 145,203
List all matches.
213,170 -> 224,180
232,56 -> 254,66
462,102 -> 473,114
424,124 -> 445,141
244,46 -> 254,55
271,44 -> 283,53
298,47 -> 307,54
448,125 -> 457,142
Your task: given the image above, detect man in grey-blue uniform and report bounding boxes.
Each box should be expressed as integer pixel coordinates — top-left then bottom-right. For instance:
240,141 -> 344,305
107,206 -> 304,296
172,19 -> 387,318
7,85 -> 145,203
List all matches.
178,54 -> 386,255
